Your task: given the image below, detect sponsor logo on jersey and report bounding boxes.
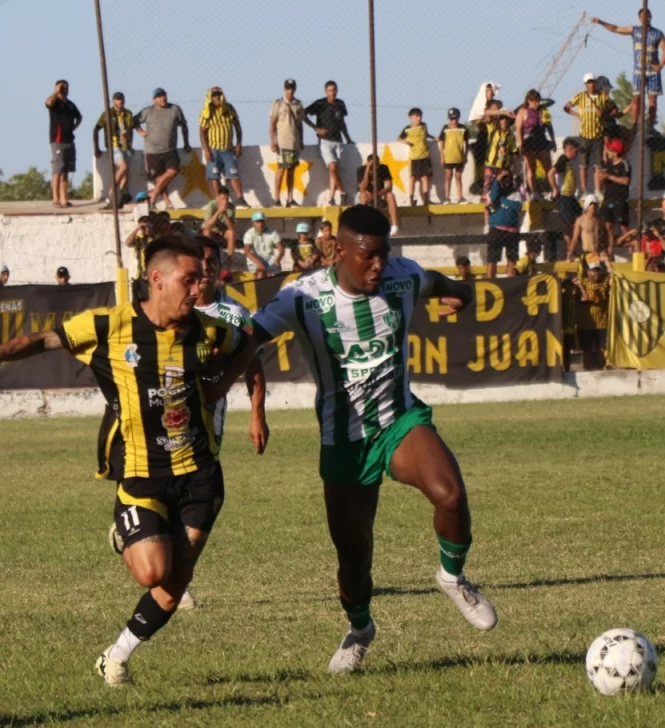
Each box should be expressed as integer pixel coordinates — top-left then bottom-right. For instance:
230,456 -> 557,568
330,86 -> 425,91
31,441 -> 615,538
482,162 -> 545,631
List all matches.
216,306 -> 246,327
382,278 -> 414,297
161,405 -> 191,431
124,343 -> 141,368
305,294 -> 335,314
156,427 -> 199,452
325,320 -> 355,334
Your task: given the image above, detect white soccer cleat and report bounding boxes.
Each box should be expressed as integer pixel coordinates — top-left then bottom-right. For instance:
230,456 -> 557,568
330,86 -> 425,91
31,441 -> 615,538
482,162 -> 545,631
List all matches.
96,647 -> 131,687
108,523 -> 124,555
328,620 -> 376,674
177,586 -> 197,611
436,568 -> 498,631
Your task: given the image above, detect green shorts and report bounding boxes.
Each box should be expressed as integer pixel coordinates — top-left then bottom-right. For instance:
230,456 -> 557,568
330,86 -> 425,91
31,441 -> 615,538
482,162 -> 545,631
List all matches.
319,401 -> 435,487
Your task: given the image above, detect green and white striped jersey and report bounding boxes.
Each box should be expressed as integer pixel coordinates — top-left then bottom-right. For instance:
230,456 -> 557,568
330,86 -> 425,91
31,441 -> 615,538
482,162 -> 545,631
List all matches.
252,257 -> 430,445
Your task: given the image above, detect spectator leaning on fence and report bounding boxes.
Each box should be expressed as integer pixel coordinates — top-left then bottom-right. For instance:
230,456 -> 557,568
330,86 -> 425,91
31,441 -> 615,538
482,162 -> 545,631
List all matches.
486,170 -> 523,280
46,80 -> 82,209
438,108 -> 469,205
291,223 -> 321,273
94,91 -> 134,209
270,79 -> 305,208
515,90 -> 554,200
243,212 -> 284,279
135,88 -> 191,209
0,265 -> 9,286
199,87 -> 249,209
548,137 -> 582,258
599,139 -> 631,256
574,256 -> 612,371
202,186 -> 237,265
305,81 -> 353,207
316,221 -> 336,266
564,74 -> 618,198
399,108 -> 435,207
357,154 -> 399,237
569,195 -> 601,261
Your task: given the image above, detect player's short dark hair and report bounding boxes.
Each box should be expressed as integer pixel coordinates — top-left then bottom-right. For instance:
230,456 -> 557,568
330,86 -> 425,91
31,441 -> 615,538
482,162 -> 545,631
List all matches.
218,185 -> 230,196
144,235 -> 203,270
563,137 -> 580,149
339,205 -> 390,238
325,80 -> 337,89
408,107 -> 423,117
195,235 -> 222,262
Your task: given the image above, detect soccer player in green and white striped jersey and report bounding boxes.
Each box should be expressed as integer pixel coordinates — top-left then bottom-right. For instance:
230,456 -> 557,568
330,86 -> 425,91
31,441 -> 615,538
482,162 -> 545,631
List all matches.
212,206 -> 497,673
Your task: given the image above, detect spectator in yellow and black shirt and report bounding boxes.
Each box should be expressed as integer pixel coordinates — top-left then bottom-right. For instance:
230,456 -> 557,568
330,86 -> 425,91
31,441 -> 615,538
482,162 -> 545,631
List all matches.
126,215 -> 154,301
548,137 -> 582,256
483,108 -> 518,232
399,108 -> 435,206
574,259 -> 611,370
438,108 -> 469,204
94,91 -> 134,209
199,87 -> 249,208
514,239 -> 542,276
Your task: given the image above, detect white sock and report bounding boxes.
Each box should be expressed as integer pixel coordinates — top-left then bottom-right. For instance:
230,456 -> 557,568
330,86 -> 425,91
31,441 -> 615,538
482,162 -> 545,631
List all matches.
108,627 -> 142,662
438,565 -> 462,584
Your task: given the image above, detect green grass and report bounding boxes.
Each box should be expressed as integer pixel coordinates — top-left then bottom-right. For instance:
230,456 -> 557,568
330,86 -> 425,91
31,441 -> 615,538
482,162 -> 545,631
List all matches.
1,397 -> 665,726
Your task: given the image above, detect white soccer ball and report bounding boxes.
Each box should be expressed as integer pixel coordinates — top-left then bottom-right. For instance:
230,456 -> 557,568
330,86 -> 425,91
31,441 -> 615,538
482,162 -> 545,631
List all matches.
586,628 -> 658,696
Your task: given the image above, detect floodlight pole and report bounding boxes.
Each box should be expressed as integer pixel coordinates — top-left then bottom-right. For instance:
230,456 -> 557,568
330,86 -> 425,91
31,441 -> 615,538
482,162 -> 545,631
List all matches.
636,0 -> 649,235
368,0 -> 379,207
94,0 -> 123,270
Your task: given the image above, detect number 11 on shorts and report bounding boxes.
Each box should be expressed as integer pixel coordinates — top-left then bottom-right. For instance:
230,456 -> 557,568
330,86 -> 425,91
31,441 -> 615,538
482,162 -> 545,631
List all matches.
121,506 -> 140,531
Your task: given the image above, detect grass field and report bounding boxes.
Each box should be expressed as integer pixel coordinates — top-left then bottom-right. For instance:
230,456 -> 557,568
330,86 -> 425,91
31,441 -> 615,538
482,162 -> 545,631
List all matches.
1,396 -> 665,727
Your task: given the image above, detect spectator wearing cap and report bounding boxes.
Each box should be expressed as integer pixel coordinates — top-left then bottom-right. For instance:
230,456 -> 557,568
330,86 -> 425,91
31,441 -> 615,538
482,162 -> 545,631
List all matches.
243,212 -> 284,279
564,74 -> 618,197
134,88 -> 191,209
548,137 -> 582,257
399,107 -> 436,206
573,256 -> 612,370
599,139 -> 631,255
570,194 -> 602,261
199,87 -> 248,209
305,81 -> 353,206
94,91 -> 134,209
45,80 -> 82,209
56,266 -> 71,285
438,108 -> 470,204
270,80 -> 305,208
291,223 -> 321,273
0,265 -> 9,286
455,256 -> 475,281
515,90 -> 555,200
357,154 -> 399,237
514,239 -> 542,276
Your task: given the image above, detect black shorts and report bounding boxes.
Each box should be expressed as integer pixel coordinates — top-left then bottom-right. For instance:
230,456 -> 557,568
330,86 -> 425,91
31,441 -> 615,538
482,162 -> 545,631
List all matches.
411,158 -> 433,179
487,228 -> 520,264
578,329 -> 607,350
145,150 -> 181,181
114,462 -> 224,550
600,200 -> 630,227
556,195 -> 583,227
444,163 -> 464,171
579,137 -> 604,169
522,132 -> 550,154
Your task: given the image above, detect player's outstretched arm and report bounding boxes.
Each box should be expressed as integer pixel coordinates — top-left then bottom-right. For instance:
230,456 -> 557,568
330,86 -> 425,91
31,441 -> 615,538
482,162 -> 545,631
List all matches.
0,330 -> 63,362
422,271 -> 473,313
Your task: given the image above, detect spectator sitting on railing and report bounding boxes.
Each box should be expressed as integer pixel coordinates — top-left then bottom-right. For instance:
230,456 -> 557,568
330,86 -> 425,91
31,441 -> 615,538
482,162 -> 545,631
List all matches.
455,256 -> 475,281
399,108 -> 436,207
548,137 -> 581,257
483,103 -> 518,234
202,185 -> 236,263
569,195 -> 601,261
515,90 -> 554,201
514,239 -> 542,276
438,108 -> 469,205
0,265 -> 9,287
486,169 -> 523,279
291,223 -> 321,273
599,139 -> 631,256
573,254 -> 612,371
243,212 -> 284,280
316,221 -> 336,266
357,154 -> 399,237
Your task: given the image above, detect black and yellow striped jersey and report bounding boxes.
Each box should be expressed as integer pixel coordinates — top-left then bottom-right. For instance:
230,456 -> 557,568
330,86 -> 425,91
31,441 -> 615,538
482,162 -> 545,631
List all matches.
56,302 -> 240,479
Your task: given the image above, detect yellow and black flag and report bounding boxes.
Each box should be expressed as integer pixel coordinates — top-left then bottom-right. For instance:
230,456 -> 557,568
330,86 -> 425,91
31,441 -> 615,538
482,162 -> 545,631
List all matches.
607,270 -> 665,369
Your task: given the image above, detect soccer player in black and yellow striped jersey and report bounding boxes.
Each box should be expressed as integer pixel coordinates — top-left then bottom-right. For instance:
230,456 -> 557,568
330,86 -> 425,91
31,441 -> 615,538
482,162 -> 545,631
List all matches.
0,236 -> 255,687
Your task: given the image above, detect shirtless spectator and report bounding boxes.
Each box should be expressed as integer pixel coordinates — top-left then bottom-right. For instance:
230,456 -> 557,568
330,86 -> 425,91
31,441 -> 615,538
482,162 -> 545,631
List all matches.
357,154 -> 399,237
569,195 -> 601,261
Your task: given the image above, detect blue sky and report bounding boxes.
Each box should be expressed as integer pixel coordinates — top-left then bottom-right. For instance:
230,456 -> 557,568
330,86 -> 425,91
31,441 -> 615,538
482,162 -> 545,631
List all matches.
0,0 -> 646,183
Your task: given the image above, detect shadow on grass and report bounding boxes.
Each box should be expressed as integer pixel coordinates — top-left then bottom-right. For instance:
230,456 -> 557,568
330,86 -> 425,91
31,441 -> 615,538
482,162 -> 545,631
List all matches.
205,667 -> 310,685
0,694 -> 286,727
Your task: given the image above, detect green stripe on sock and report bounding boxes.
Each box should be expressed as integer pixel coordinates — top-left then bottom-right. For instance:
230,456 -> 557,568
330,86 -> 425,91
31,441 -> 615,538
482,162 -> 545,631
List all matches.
437,536 -> 472,577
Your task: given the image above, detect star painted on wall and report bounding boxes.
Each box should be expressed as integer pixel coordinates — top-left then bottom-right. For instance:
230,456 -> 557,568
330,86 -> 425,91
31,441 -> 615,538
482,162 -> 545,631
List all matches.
180,152 -> 213,201
267,159 -> 313,197
379,145 -> 408,193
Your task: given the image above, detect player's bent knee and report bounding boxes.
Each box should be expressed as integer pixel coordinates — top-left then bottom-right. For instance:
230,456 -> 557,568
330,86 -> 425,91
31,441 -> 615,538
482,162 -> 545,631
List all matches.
131,561 -> 171,589
429,477 -> 466,513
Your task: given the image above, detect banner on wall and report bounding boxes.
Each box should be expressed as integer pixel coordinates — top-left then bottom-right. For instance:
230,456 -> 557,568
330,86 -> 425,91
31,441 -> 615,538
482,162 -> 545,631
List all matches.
0,283 -> 115,389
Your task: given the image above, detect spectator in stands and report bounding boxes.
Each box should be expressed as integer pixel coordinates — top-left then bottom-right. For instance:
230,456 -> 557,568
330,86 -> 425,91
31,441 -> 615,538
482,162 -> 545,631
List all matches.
515,239 -> 542,276
574,257 -> 611,370
616,222 -> 665,259
152,211 -> 172,239
94,91 -> 134,209
55,266 -> 71,286
569,195 -> 601,261
548,137 -> 582,257
564,74 -> 618,197
592,10 -> 665,130
135,88 -> 191,209
439,108 -> 469,204
469,84 -> 504,195
316,220 -> 336,266
483,108 -> 518,233
399,108 -> 435,206
202,185 -> 237,263
125,215 -> 154,277
199,87 -> 248,209
515,90 -> 555,200
0,265 -> 9,286
270,79 -> 305,208
243,212 -> 284,279
599,139 -> 631,255
45,80 -> 82,209
456,256 -> 475,281
291,223 -> 321,272
305,81 -> 353,206
357,154 -> 399,237
486,170 -> 523,279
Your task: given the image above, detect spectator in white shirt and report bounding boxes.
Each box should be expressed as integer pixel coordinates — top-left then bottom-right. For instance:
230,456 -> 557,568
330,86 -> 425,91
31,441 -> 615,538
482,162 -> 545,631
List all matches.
242,212 -> 285,279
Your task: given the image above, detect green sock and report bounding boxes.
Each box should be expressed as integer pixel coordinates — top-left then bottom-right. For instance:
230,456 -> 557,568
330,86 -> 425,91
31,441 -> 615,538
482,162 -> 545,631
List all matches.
437,536 -> 472,577
345,602 -> 371,631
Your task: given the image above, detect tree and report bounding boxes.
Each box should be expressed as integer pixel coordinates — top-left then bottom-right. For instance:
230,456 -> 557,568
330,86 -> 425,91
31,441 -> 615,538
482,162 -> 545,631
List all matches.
0,167 -> 51,201
611,73 -> 633,128
70,172 -> 93,200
